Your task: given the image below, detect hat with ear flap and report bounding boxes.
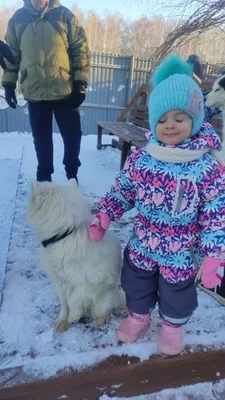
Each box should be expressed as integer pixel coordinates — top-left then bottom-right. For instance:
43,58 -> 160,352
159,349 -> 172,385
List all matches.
148,55 -> 204,139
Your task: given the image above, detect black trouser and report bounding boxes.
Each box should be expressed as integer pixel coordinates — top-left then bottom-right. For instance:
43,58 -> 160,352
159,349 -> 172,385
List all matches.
28,99 -> 82,181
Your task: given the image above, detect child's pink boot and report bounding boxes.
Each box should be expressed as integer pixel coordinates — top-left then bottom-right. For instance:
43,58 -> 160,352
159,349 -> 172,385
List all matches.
117,312 -> 150,343
159,321 -> 182,355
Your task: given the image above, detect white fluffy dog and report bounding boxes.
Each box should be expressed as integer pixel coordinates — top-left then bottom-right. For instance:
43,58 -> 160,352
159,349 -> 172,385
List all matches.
27,179 -> 123,332
205,75 -> 225,165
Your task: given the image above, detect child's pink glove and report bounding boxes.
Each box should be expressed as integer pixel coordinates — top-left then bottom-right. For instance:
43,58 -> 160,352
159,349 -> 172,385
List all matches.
201,256 -> 225,289
89,212 -> 111,242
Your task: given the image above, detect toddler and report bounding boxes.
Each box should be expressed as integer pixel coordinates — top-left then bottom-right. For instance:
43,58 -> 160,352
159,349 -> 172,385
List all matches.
89,55 -> 225,355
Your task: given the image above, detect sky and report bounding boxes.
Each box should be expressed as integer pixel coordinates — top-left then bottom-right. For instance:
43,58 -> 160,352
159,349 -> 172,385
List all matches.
1,0 -> 154,21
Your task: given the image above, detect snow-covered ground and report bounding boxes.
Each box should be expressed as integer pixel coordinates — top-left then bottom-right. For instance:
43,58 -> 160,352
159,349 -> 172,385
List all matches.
100,379 -> 225,399
0,133 -> 225,397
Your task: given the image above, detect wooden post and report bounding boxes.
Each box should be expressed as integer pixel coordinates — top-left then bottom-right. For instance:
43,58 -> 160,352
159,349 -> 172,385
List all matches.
97,124 -> 103,150
120,140 -> 131,169
2,350 -> 225,399
117,83 -> 150,123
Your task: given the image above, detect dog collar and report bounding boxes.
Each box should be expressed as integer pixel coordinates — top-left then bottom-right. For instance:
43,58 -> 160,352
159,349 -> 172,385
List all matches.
42,228 -> 75,248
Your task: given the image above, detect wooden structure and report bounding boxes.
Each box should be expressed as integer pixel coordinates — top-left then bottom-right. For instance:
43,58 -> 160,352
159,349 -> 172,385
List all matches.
97,83 -> 150,169
1,349 -> 225,399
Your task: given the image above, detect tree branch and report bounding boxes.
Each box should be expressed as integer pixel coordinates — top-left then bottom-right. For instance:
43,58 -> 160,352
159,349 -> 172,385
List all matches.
150,0 -> 225,69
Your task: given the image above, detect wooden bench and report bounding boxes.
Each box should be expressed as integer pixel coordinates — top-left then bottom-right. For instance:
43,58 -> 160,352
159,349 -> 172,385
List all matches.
97,105 -> 149,169
96,83 -> 150,169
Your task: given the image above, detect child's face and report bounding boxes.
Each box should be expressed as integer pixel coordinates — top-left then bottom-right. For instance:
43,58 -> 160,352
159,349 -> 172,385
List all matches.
156,110 -> 192,145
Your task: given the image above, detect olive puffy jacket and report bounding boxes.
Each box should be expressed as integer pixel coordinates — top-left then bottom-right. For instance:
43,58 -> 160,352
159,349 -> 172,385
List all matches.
2,0 -> 90,101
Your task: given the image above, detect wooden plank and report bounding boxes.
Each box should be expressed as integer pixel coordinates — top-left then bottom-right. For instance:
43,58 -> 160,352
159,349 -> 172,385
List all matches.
127,124 -> 148,133
130,109 -> 149,120
130,116 -> 150,129
112,139 -> 133,157
116,129 -> 147,143
0,158 -> 21,306
90,63 -> 129,70
116,83 -> 150,122
120,140 -> 131,169
97,122 -> 148,141
136,104 -> 149,112
111,138 -> 123,151
97,124 -> 103,149
1,350 -> 225,399
116,88 -> 144,122
112,131 -> 134,143
83,103 -> 124,110
134,140 -> 147,149
201,81 -> 213,92
140,90 -> 148,105
97,121 -> 127,131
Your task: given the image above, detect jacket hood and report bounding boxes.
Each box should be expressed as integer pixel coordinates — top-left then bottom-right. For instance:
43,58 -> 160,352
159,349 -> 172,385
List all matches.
146,122 -> 222,152
23,0 -> 60,15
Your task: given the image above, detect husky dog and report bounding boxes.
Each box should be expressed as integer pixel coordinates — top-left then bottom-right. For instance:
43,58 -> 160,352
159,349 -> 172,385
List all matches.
27,179 -> 123,332
205,75 -> 225,165
206,74 -> 225,115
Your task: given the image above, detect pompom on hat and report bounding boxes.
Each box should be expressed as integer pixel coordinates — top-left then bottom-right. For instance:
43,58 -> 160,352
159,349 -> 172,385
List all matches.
148,55 -> 204,138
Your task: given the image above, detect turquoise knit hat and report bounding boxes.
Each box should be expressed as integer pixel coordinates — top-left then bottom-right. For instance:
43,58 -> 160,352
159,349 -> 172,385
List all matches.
148,55 -> 204,138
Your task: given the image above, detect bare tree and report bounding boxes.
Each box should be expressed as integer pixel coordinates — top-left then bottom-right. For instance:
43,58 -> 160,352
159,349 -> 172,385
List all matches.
71,4 -> 85,24
84,11 -> 104,52
149,0 -> 225,66
129,17 -> 165,57
0,6 -> 16,40
120,21 -> 133,54
101,12 -> 123,53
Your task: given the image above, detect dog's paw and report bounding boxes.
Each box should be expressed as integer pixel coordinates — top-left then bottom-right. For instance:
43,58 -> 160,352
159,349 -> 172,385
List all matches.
54,319 -> 70,332
93,314 -> 110,326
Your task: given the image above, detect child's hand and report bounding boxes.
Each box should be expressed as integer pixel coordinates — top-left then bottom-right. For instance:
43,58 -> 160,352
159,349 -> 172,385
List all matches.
89,213 -> 111,241
201,256 -> 225,289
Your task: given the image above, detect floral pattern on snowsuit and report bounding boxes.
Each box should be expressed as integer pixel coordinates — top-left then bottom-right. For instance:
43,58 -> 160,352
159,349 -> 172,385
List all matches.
98,123 -> 225,283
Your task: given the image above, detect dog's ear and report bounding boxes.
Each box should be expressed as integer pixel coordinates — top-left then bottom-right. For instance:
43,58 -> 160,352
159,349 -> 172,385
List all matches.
219,76 -> 225,90
31,180 -> 38,193
31,180 -> 45,194
68,178 -> 77,186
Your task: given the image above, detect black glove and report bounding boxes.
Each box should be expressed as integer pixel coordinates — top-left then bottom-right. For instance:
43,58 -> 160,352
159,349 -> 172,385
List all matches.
72,80 -> 86,109
4,86 -> 17,109
0,41 -> 15,70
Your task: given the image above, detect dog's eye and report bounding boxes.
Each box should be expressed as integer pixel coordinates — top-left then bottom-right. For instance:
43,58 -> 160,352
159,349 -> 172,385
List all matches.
215,88 -> 222,92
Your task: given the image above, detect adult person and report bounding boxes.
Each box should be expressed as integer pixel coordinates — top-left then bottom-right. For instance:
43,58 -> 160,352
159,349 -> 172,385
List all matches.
2,0 -> 90,182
